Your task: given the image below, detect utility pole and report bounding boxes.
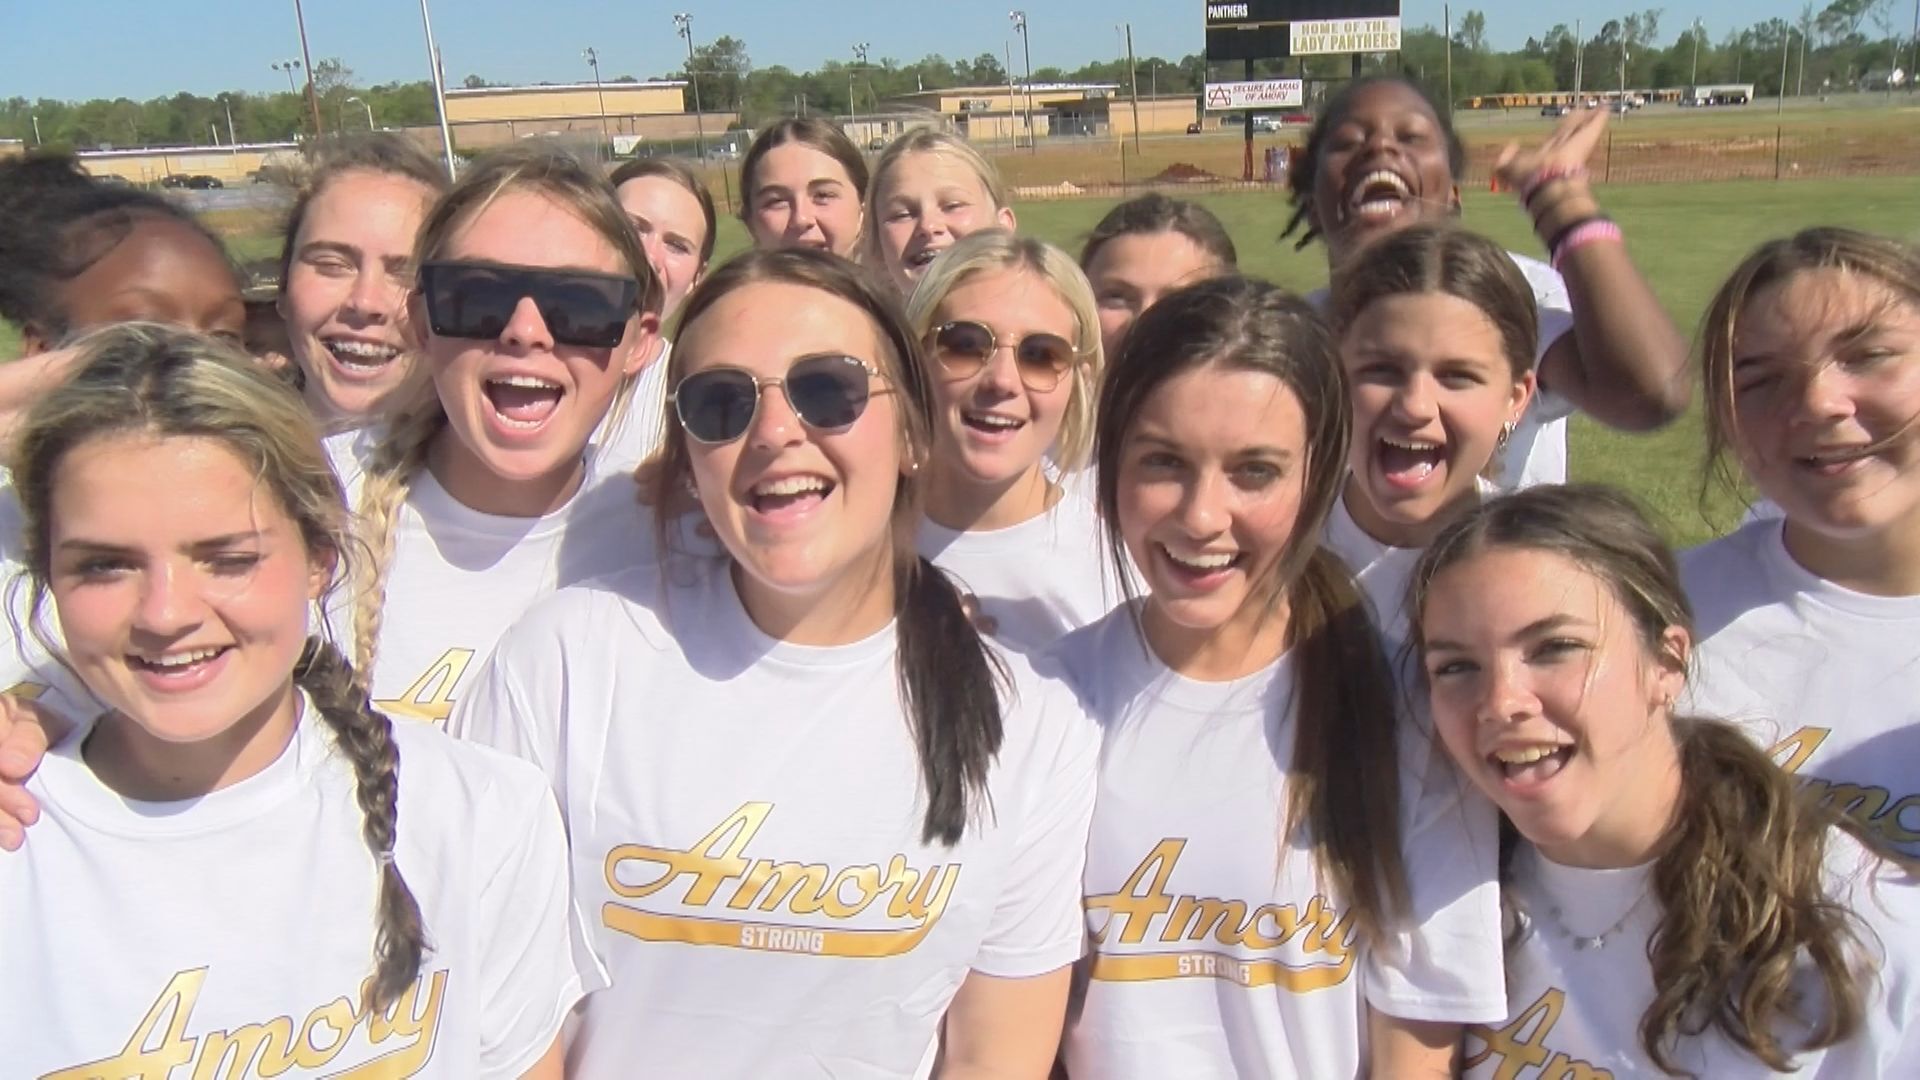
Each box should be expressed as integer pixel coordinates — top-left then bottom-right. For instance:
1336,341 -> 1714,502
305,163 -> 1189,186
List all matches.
1445,5 -> 1454,120
673,14 -> 707,161
1778,30 -> 1793,114
1573,20 -> 1584,98
417,0 -> 458,179
290,0 -> 324,136
1004,38 -> 1019,152
346,95 -> 375,130
1691,18 -> 1703,86
31,115 -> 41,144
221,96 -> 238,145
1124,22 -> 1142,151
583,47 -> 610,156
1010,10 -> 1035,152
851,42 -> 870,146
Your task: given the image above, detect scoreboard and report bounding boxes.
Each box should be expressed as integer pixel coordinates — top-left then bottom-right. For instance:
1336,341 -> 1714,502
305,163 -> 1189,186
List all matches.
1205,0 -> 1403,62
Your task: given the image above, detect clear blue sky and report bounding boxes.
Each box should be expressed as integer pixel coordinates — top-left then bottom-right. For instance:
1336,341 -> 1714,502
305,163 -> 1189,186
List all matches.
1,1 -> 1823,103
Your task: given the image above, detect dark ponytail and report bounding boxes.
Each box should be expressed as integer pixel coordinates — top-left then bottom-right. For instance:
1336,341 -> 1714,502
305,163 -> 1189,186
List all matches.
896,557 -> 1009,845
295,638 -> 431,1013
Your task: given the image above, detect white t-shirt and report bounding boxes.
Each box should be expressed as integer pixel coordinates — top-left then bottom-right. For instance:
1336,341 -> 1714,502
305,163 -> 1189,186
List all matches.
1464,835 -> 1920,1077
1052,604 -> 1505,1079
1681,520 -> 1920,858
1311,250 -> 1576,490
0,696 -> 582,1078
450,556 -> 1098,1078
327,432 -> 654,726
916,473 -> 1120,657
591,339 -> 674,479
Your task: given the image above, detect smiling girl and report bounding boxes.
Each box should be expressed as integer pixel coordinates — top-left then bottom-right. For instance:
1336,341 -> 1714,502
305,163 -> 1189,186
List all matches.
1055,276 -> 1503,1078
1324,222 -> 1537,651
0,324 -> 578,1078
337,143 -> 662,725
1284,76 -> 1688,489
738,118 -> 868,259
1682,227 -> 1920,860
867,129 -> 1016,296
1414,484 -> 1919,1076
452,247 -> 1096,1076
905,230 -> 1113,654
1079,193 -> 1237,363
272,134 -> 448,432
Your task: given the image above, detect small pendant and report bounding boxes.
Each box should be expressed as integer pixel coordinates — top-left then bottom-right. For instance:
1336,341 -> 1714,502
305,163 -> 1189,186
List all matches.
1574,935 -> 1603,951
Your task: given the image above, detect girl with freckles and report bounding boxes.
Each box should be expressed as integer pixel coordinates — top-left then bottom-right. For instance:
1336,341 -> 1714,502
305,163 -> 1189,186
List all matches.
1052,276 -> 1502,1079
1681,228 -> 1920,862
1412,484 -> 1920,1076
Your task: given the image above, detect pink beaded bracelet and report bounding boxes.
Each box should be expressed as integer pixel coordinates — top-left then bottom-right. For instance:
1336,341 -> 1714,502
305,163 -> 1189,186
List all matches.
1550,218 -> 1624,271
1520,164 -> 1589,209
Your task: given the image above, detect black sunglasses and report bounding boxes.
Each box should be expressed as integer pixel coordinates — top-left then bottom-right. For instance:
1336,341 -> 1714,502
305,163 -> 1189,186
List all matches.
670,354 -> 890,445
417,260 -> 638,349
926,319 -> 1084,392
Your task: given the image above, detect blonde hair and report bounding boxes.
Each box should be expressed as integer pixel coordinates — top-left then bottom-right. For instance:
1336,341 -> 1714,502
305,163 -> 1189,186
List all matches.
353,142 -> 659,676
864,129 -> 1011,266
9,323 -> 430,1014
903,229 -> 1103,472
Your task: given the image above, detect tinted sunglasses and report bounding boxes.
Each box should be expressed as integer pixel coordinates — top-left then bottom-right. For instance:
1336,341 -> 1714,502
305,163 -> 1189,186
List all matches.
417,260 -> 638,349
926,319 -> 1084,392
670,354 -> 891,445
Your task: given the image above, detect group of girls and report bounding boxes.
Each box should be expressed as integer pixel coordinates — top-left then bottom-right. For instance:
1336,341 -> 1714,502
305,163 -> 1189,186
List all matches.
0,70 -> 1913,1078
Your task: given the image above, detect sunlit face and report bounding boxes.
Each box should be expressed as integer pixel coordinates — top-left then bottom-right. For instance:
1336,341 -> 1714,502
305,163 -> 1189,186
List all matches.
39,216 -> 247,353
48,433 -> 327,748
675,280 -> 906,607
418,190 -> 655,507
1086,230 -> 1225,362
747,143 -> 864,258
874,151 -> 1014,294
1421,547 -> 1687,868
281,169 -> 437,426
1730,268 -> 1920,550
1309,82 -> 1460,266
617,174 -> 710,319
1117,365 -> 1310,659
1341,292 -> 1533,546
926,268 -> 1078,492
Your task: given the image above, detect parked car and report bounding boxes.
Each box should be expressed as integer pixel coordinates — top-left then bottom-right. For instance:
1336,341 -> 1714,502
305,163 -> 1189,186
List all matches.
1610,100 -> 1631,115
185,175 -> 224,189
158,174 -> 192,189
1186,121 -> 1203,134
1541,104 -> 1572,117
1251,115 -> 1283,132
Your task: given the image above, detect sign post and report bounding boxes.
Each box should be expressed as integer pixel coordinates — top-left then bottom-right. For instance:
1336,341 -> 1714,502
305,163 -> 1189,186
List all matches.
1203,0 -> 1403,179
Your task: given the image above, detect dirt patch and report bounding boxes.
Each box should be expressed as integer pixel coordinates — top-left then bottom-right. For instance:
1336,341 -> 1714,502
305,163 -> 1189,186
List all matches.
1150,162 -> 1222,183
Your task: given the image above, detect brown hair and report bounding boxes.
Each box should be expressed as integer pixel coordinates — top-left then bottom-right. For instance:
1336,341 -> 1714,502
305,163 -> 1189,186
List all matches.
275,133 -> 450,291
1093,274 -> 1408,943
353,142 -> 660,676
1329,220 -> 1538,381
656,247 -> 1006,846
903,230 -> 1103,473
1079,192 -> 1238,273
8,323 -> 429,1013
1700,227 -> 1920,509
1409,483 -> 1883,1076
610,156 -> 720,267
737,117 -> 870,222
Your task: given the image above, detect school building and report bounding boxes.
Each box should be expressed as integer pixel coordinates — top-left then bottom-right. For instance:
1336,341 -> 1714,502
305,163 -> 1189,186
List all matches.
442,81 -> 738,150
882,84 -> 1197,143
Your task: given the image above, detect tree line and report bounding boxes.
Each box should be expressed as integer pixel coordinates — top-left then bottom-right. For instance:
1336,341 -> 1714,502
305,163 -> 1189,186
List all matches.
3,4 -> 1912,150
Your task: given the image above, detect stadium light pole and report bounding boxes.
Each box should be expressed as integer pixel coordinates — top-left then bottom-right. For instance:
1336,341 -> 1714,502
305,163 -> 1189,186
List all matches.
417,0 -> 458,179
583,46 -> 611,155
851,42 -> 870,145
1690,18 -> 1702,86
1010,11 -> 1035,152
346,95 -> 375,130
31,115 -> 41,145
273,60 -> 302,98
1777,30 -> 1792,114
289,0 -> 325,136
673,14 -> 708,161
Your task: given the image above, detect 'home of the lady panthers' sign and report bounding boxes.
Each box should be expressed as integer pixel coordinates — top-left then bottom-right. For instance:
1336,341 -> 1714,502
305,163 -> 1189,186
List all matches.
1204,0 -> 1402,61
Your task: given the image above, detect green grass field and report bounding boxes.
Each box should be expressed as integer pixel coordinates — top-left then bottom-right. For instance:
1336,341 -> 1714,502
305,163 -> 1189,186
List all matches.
5,173 -> 1917,545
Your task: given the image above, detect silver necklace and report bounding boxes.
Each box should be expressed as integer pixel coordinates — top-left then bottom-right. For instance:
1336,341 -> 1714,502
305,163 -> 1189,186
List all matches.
1533,889 -> 1651,951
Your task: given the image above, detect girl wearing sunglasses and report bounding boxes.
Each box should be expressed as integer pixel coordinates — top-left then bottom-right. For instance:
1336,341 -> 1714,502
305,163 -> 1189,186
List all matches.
867,129 -> 1016,296
1054,277 -> 1503,1078
738,118 -> 868,260
335,143 -> 664,726
904,230 -> 1115,655
0,325 -> 578,1077
453,247 -> 1097,1076
1412,485 -> 1919,1077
